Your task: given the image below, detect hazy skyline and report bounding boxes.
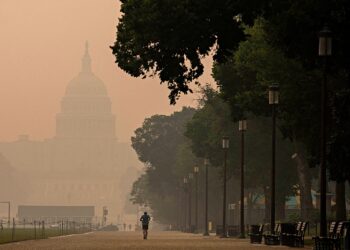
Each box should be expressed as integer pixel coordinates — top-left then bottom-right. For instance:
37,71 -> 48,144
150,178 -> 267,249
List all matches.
0,0 -> 214,143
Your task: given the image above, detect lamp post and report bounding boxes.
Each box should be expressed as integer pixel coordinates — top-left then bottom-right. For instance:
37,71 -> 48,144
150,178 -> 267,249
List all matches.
194,166 -> 199,233
268,84 -> 279,233
318,25 -> 332,237
221,136 -> 229,238
239,120 -> 247,238
183,177 -> 188,232
203,159 -> 210,236
188,172 -> 194,232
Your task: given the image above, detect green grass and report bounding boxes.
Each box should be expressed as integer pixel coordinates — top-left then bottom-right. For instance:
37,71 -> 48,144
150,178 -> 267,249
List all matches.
0,228 -> 91,244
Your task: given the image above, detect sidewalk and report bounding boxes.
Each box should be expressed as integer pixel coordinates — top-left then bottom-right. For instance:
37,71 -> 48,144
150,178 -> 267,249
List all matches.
0,231 -> 313,249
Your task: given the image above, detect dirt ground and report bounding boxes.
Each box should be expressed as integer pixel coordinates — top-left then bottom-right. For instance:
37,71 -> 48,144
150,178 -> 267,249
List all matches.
0,231 -> 312,250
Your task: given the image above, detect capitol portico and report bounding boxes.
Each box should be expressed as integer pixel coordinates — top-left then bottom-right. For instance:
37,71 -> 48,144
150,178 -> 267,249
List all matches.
0,43 -> 140,221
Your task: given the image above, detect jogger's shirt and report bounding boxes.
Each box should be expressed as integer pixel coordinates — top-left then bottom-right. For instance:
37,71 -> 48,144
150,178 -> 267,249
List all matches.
140,214 -> 150,225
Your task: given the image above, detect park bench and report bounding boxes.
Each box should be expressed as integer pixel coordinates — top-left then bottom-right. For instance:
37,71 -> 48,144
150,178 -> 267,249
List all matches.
313,221 -> 344,250
292,221 -> 308,247
248,224 -> 264,243
280,222 -> 298,246
263,223 -> 281,245
282,221 -> 308,247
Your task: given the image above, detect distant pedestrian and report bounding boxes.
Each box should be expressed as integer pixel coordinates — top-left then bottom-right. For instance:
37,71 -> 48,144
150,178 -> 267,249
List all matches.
140,212 -> 151,239
128,224 -> 132,231
123,223 -> 126,231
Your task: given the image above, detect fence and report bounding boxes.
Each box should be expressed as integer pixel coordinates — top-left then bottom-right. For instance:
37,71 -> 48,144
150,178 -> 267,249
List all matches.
0,218 -> 93,244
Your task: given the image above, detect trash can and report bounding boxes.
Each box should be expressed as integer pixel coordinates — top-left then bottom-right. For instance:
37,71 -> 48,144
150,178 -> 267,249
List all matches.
249,224 -> 264,244
250,225 -> 260,234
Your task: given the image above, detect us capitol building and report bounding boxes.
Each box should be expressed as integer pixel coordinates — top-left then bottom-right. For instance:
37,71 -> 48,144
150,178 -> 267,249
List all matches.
0,44 -> 141,221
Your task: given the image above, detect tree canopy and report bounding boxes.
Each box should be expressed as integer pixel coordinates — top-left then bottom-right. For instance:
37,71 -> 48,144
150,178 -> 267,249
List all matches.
112,0 -> 350,104
116,0 -> 350,222
185,88 -> 298,209
130,107 -> 196,222
131,89 -> 299,224
213,19 -> 318,217
111,0 -> 264,103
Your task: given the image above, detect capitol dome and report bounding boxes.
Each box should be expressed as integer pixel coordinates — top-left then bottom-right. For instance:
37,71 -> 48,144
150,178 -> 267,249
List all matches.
56,42 -> 116,138
65,43 -> 107,97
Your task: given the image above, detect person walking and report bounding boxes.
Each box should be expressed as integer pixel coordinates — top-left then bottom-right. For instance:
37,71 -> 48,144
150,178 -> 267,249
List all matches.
140,212 -> 151,239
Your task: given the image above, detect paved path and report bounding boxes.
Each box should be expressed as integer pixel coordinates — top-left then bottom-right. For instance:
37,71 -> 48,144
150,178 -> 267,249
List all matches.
0,231 -> 312,249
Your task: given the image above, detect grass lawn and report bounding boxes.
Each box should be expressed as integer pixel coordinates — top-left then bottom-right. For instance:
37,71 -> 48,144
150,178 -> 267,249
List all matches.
0,228 -> 90,244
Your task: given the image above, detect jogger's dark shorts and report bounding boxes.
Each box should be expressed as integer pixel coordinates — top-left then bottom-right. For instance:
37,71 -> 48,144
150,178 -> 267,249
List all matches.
142,225 -> 149,230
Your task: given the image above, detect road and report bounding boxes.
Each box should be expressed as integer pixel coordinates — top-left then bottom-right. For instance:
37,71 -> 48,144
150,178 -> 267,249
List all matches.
0,231 -> 312,249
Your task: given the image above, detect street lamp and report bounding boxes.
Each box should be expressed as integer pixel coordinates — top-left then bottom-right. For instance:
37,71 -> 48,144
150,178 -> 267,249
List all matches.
268,84 -> 279,234
221,136 -> 229,238
183,177 -> 188,232
194,166 -> 199,233
203,159 -> 210,236
238,120 -> 247,238
318,25 -> 332,237
188,173 -> 194,233
319,26 -> 332,56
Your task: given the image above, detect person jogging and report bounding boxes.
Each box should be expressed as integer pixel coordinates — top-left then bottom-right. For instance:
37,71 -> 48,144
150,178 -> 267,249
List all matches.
140,212 -> 151,239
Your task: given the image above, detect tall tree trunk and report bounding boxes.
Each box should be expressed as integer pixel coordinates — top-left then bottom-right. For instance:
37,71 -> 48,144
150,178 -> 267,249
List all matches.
264,186 -> 271,223
292,139 -> 313,219
247,191 -> 253,225
336,181 -> 347,221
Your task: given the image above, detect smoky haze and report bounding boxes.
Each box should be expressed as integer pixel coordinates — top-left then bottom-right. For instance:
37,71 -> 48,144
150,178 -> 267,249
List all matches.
0,0 -> 214,225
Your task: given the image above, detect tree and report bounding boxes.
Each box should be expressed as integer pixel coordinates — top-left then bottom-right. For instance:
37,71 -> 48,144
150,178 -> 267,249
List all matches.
111,0 -> 266,103
112,1 -> 350,104
213,19 -> 317,219
328,89 -> 350,220
114,0 -> 350,220
185,88 -> 298,221
131,107 -> 196,224
130,105 -> 230,227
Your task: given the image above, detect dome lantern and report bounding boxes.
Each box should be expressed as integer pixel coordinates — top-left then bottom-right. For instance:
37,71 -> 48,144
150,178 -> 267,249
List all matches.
82,41 -> 92,73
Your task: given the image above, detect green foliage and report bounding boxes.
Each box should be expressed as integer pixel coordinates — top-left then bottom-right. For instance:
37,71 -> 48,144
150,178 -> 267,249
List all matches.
241,2 -> 350,183
130,87 -> 300,225
112,0 -> 263,103
121,0 -> 350,221
185,87 -> 234,167
264,0 -> 350,76
112,1 -> 350,105
130,174 -> 150,206
214,19 -> 320,171
213,20 -> 320,218
130,107 -> 197,223
214,17 -> 350,184
328,89 -> 350,182
287,211 -> 302,223
219,20 -> 318,131
185,87 -> 298,203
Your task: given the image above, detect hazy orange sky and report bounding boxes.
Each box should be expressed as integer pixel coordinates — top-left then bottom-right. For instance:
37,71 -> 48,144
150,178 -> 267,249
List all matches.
0,0 -> 214,143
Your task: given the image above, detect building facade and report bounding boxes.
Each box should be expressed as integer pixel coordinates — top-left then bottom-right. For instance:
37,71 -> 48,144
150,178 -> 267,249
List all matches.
0,44 -> 140,221
18,205 -> 95,224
